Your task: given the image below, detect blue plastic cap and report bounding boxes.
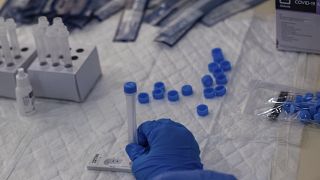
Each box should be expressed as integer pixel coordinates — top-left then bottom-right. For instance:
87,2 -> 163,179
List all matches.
154,82 -> 166,92
298,110 -> 311,124
283,102 -> 296,114
124,82 -> 137,94
220,60 -> 232,72
153,89 -> 164,100
215,85 -> 227,97
303,92 -> 314,102
213,68 -> 224,78
309,105 -> 317,117
204,88 -> 215,99
212,48 -> 224,63
138,92 -> 149,104
201,75 -> 213,87
197,104 -> 209,117
208,62 -> 220,73
168,90 -> 179,102
181,85 -> 193,96
215,74 -> 228,85
295,95 -> 303,103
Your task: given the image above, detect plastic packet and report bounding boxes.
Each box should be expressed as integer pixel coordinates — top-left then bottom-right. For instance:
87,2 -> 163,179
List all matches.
244,80 -> 320,126
94,0 -> 125,21
201,0 -> 266,27
144,0 -> 188,26
113,0 -> 149,42
154,0 -> 225,46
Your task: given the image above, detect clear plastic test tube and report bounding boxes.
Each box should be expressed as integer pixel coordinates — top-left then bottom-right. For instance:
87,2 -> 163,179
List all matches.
45,26 -> 60,66
6,18 -> 20,58
59,26 -> 72,66
33,16 -> 49,65
0,22 -> 14,66
124,82 -> 138,144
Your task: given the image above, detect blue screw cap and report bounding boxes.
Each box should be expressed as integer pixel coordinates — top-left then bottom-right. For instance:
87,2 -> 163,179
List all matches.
283,102 -> 297,114
201,75 -> 213,87
215,85 -> 227,97
215,74 -> 228,85
168,90 -> 179,102
213,68 -> 224,78
220,60 -> 232,72
298,110 -> 311,124
181,85 -> 193,96
314,113 -> 320,123
212,48 -> 224,63
197,104 -> 209,117
154,82 -> 166,92
208,62 -> 220,73
309,105 -> 317,117
138,92 -> 149,104
295,95 -> 303,103
153,89 -> 164,100
204,88 -> 215,99
303,93 -> 314,102
124,82 -> 137,94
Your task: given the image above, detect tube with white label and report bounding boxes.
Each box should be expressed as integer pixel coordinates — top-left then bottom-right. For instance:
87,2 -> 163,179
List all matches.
124,82 -> 138,144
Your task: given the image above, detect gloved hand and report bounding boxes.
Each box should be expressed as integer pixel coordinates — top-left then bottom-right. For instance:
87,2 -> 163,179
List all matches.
125,119 -> 203,180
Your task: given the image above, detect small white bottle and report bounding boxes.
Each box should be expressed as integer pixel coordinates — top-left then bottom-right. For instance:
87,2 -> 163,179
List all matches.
15,68 -> 36,116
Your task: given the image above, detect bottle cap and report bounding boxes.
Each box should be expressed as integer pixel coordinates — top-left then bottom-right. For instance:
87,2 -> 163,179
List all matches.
314,113 -> 320,122
124,82 -> 137,94
220,60 -> 232,72
215,85 -> 227,97
168,90 -> 179,102
203,88 -> 215,99
303,92 -> 314,102
154,82 -> 165,92
215,74 -> 228,85
201,75 -> 213,87
208,62 -> 220,73
153,89 -> 164,100
212,68 -> 224,78
181,85 -> 193,96
212,48 -> 224,63
197,104 -> 209,117
138,92 -> 149,104
295,95 -> 303,103
298,110 -> 311,124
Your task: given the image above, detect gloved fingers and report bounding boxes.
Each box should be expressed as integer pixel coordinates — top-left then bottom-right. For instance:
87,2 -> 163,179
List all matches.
125,143 -> 146,161
157,118 -> 185,128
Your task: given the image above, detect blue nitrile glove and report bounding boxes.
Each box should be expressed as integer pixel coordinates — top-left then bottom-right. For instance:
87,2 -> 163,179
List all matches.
125,119 -> 237,180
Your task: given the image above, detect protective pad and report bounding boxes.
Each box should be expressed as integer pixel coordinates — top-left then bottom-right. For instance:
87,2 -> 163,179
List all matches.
0,8 -> 304,180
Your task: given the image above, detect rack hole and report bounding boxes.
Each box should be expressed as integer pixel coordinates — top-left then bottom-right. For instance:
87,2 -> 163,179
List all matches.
7,62 -> 14,67
21,47 -> 28,52
76,48 -> 84,53
0,61 -> 3,65
65,64 -> 72,68
14,55 -> 21,59
59,55 -> 64,59
71,56 -> 78,61
40,61 -> 47,66
46,54 -> 51,58
52,62 -> 60,67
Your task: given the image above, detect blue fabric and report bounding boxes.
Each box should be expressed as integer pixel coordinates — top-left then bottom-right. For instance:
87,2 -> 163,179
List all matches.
153,170 -> 237,180
126,119 -> 237,180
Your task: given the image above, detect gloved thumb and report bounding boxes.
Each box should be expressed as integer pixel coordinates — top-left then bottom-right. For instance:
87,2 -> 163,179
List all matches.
125,143 -> 146,161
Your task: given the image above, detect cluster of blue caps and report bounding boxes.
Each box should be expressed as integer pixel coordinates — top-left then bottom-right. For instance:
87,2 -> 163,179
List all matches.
137,82 -> 194,104
283,92 -> 320,124
201,48 -> 231,100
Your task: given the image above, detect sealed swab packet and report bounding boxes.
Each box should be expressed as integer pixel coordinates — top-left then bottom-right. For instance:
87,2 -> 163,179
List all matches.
94,0 -> 125,21
244,80 -> 320,126
201,0 -> 266,27
155,0 -> 225,46
114,0 -> 149,42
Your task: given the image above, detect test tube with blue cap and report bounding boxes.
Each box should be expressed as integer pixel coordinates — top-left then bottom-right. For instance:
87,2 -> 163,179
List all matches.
124,82 -> 138,144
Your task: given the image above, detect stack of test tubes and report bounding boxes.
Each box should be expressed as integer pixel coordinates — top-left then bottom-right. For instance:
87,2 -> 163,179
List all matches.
0,18 -> 36,98
28,17 -> 102,102
32,17 -> 73,68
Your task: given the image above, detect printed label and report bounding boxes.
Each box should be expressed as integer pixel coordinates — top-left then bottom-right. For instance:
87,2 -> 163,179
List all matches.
276,0 -> 318,13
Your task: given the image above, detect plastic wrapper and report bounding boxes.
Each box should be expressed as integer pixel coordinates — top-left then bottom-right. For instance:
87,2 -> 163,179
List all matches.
244,80 -> 320,126
94,0 -> 125,21
113,0 -> 149,42
201,0 -> 266,27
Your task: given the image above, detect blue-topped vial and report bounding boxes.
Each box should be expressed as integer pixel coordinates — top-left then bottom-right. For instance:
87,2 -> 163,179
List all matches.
220,60 -> 232,72
298,110 -> 311,124
204,88 -> 215,99
283,102 -> 296,114
124,82 -> 138,144
168,90 -> 179,102
154,81 -> 166,92
212,48 -> 224,63
201,75 -> 213,87
197,104 -> 209,117
215,85 -> 227,97
153,89 -> 164,100
208,62 -> 220,73
138,92 -> 150,104
181,85 -> 193,96
212,68 -> 224,78
215,74 -> 228,85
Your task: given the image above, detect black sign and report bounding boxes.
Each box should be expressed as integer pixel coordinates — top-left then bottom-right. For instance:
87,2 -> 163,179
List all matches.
276,0 -> 317,13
